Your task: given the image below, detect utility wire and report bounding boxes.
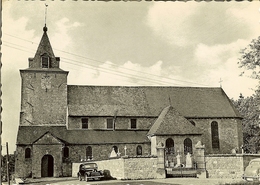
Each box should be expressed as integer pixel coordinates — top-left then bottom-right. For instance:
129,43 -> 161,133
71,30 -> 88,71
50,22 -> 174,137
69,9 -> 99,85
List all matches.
5,33 -> 202,86
4,33 -> 210,87
62,58 -> 182,86
3,43 -> 180,86
4,33 -> 210,86
3,34 -> 210,86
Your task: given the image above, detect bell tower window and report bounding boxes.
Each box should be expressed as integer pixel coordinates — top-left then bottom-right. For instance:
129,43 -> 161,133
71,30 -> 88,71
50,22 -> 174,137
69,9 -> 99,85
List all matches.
41,54 -> 50,68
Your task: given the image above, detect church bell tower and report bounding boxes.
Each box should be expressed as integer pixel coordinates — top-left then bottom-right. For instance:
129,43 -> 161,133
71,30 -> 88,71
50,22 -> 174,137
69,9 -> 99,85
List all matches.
19,25 -> 69,126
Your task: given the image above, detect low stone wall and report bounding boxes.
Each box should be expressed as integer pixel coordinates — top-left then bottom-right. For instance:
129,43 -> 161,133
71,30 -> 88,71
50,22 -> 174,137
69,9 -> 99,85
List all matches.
72,163 -> 81,178
95,158 -> 125,179
72,156 -> 158,180
123,157 -> 157,180
205,154 -> 260,179
72,153 -> 260,180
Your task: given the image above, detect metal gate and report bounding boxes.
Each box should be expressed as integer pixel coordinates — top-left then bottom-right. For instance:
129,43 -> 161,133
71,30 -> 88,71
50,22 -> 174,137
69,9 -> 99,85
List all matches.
164,147 -> 197,178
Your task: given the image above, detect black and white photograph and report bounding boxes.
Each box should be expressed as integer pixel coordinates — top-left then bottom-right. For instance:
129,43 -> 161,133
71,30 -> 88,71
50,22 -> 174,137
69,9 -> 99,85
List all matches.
1,1 -> 260,184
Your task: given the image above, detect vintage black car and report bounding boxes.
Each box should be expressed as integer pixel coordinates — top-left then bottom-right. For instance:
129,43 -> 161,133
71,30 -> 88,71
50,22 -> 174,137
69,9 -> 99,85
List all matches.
77,162 -> 104,181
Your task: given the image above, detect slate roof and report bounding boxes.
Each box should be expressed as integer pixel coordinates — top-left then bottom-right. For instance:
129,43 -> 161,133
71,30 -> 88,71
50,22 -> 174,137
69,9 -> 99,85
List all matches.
16,126 -> 150,145
147,106 -> 202,136
24,26 -> 65,70
68,86 -> 241,118
34,26 -> 55,60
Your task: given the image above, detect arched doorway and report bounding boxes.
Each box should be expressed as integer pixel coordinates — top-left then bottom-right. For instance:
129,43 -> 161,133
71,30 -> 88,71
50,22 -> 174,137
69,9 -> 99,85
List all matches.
41,155 -> 54,177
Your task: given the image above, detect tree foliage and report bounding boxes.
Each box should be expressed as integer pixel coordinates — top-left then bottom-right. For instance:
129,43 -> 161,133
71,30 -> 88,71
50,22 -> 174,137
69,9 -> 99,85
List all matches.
235,36 -> 260,153
232,93 -> 260,153
238,36 -> 260,80
1,154 -> 15,181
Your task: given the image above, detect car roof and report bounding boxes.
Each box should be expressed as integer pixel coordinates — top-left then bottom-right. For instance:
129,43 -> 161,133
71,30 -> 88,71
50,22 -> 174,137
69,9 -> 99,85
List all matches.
250,158 -> 260,162
80,162 -> 97,165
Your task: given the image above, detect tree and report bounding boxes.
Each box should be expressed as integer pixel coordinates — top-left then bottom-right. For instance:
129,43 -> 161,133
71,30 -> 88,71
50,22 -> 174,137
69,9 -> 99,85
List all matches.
238,36 -> 260,80
1,154 -> 15,181
232,94 -> 260,153
236,36 -> 260,153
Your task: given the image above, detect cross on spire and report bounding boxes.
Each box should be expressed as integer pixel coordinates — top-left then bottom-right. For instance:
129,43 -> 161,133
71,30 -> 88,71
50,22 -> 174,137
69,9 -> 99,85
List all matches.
43,4 -> 48,32
44,4 -> 48,27
219,78 -> 223,88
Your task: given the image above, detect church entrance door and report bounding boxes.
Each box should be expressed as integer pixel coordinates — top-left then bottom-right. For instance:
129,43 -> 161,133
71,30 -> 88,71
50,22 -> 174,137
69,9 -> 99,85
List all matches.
41,155 -> 54,177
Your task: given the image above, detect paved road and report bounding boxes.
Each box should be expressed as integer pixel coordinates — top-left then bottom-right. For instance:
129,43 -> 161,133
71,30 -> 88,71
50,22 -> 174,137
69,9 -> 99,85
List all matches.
27,177 -> 245,185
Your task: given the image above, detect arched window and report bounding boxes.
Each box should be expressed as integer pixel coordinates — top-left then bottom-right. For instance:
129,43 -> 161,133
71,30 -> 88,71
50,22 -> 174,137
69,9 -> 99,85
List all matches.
211,121 -> 220,149
86,146 -> 92,160
113,146 -> 118,154
166,138 -> 174,154
63,146 -> 69,158
25,148 -> 31,158
184,138 -> 193,154
190,120 -> 196,126
136,145 -> 142,155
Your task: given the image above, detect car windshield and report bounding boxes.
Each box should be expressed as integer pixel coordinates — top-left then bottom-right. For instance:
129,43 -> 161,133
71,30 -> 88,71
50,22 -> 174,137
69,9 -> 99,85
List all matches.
250,161 -> 260,166
81,163 -> 97,169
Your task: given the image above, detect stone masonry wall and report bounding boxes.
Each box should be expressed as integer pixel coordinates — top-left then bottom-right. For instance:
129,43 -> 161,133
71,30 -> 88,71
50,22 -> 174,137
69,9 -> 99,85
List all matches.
94,159 -> 125,179
154,135 -> 202,154
32,144 -> 63,178
123,157 -> 157,180
189,118 -> 243,155
68,117 -> 156,130
15,146 -> 32,178
20,71 -> 67,126
205,154 -> 244,178
62,162 -> 72,177
72,157 -> 158,180
67,143 -> 151,162
72,159 -> 124,179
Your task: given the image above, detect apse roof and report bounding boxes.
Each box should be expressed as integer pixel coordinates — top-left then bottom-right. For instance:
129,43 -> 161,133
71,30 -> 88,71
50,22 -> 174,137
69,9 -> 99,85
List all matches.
147,106 -> 202,136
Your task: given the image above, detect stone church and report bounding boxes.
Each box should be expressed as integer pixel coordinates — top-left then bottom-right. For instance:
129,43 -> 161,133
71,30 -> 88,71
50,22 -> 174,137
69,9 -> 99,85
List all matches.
15,25 -> 243,178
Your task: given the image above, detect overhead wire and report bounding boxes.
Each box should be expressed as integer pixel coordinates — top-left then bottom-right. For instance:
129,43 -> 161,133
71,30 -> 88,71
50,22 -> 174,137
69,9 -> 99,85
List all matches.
4,33 -> 211,87
3,42 -> 177,85
3,33 -> 211,87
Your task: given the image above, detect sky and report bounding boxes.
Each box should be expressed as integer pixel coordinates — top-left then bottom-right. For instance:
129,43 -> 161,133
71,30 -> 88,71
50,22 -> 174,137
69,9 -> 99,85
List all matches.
1,1 -> 260,154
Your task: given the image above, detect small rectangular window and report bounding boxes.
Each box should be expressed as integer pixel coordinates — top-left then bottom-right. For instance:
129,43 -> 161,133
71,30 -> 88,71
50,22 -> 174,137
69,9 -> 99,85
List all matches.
131,119 -> 137,129
41,56 -> 49,68
107,118 -> 113,129
82,118 -> 88,129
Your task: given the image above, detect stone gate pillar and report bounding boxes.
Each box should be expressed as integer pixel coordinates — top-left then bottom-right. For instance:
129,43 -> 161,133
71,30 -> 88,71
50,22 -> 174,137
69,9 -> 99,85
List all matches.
156,142 -> 166,179
194,141 -> 207,178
